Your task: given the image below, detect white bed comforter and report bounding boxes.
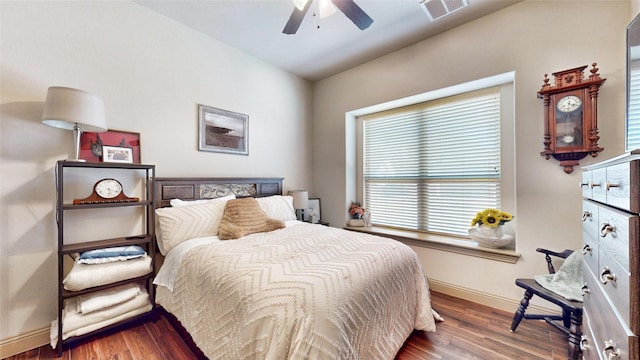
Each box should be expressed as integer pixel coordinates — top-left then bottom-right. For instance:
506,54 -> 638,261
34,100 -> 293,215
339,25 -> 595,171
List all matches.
155,223 -> 438,360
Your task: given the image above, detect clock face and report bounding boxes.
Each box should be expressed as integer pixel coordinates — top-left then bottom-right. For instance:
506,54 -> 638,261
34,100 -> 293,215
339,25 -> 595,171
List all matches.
556,95 -> 583,113
562,134 -> 575,144
94,179 -> 123,199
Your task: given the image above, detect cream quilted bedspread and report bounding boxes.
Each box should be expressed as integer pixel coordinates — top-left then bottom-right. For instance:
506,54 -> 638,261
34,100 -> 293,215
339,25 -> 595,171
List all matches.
155,223 -> 438,360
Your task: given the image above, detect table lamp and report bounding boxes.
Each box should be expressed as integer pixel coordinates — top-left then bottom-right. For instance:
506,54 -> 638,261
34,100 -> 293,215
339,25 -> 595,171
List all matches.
288,190 -> 309,221
42,86 -> 108,161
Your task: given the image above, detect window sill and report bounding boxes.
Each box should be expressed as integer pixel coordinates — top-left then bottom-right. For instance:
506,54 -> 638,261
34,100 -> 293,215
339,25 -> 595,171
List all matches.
343,226 -> 521,264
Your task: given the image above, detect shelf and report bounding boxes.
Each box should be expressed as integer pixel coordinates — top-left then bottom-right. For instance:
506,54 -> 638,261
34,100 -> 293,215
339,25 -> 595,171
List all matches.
60,273 -> 154,299
61,235 -> 153,254
57,161 -> 154,170
55,161 -> 156,356
62,200 -> 152,210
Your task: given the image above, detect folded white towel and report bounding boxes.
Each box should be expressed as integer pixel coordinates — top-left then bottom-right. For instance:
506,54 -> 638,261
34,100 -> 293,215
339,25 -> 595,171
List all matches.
77,283 -> 142,314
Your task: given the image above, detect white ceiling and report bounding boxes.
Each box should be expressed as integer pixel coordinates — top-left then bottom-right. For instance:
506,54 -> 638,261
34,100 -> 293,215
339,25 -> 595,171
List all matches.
135,0 -> 519,81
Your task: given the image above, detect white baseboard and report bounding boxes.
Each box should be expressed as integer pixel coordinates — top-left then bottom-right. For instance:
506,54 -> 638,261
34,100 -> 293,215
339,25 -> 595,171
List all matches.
0,326 -> 50,359
428,278 -> 553,314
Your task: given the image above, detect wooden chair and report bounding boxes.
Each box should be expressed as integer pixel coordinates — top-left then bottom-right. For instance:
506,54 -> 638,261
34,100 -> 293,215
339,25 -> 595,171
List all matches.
510,248 -> 583,360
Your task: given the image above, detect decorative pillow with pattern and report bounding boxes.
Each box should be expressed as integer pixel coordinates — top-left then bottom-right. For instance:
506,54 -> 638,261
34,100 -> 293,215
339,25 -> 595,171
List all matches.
218,197 -> 286,240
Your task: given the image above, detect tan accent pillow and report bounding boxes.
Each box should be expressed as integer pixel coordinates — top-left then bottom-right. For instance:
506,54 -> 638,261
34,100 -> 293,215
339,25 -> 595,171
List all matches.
218,197 -> 286,240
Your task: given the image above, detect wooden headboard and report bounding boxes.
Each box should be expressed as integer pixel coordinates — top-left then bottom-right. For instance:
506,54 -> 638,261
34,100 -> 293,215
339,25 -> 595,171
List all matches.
153,177 -> 284,209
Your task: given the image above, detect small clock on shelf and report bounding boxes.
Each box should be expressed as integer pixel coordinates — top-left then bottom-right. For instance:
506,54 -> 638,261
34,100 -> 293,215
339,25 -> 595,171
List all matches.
538,63 -> 606,174
73,178 -> 139,205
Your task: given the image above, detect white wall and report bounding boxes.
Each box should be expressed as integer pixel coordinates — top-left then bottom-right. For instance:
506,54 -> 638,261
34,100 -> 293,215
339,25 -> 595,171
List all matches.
0,0 -> 312,352
312,1 -> 629,307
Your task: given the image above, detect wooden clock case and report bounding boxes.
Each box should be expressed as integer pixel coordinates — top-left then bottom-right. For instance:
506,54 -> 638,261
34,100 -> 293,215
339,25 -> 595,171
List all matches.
538,63 -> 606,174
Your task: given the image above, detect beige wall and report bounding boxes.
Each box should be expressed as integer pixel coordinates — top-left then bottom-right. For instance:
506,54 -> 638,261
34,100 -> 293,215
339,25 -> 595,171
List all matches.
0,0 -> 312,353
312,0 -> 629,308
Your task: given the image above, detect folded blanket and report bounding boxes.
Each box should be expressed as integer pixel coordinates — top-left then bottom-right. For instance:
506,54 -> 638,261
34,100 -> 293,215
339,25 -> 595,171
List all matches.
77,283 -> 142,314
534,250 -> 583,302
63,255 -> 152,291
50,301 -> 152,348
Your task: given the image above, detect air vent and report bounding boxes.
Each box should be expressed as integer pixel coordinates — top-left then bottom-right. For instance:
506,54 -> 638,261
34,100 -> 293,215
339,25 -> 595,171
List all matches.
420,0 -> 469,21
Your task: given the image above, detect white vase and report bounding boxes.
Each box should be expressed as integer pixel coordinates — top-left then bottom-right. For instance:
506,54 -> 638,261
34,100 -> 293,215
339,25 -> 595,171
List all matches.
476,224 -> 503,238
468,224 -> 514,248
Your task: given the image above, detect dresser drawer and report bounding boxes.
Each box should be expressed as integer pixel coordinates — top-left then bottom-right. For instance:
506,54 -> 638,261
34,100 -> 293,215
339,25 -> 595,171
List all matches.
583,200 -> 600,275
598,247 -> 631,325
588,160 -> 640,213
581,310 -> 602,360
598,205 -> 637,270
583,268 -> 636,360
582,170 -> 593,199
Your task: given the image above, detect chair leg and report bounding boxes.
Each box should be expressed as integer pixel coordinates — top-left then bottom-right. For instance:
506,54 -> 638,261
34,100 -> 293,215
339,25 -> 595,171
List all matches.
510,289 -> 533,332
567,308 -> 583,360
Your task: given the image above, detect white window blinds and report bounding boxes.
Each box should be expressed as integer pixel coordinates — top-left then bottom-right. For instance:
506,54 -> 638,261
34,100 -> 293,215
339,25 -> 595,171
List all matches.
362,87 -> 501,237
627,61 -> 640,150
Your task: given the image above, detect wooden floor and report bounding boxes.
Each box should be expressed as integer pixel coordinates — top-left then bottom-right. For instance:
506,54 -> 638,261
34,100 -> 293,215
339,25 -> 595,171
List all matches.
5,291 -> 570,360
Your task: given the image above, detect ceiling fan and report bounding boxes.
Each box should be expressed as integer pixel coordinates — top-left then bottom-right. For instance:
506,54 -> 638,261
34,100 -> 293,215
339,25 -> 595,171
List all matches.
283,0 -> 374,35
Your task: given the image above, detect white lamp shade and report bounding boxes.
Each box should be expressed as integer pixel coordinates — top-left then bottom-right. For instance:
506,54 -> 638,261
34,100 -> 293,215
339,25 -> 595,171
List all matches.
42,86 -> 107,132
288,190 -> 309,209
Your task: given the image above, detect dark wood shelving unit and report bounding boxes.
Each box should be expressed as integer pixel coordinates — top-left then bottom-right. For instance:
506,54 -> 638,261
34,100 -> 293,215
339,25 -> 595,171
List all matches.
54,161 -> 156,357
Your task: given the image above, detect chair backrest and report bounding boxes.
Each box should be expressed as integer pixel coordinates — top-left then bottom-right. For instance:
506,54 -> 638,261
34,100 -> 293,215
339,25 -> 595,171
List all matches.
536,248 -> 574,274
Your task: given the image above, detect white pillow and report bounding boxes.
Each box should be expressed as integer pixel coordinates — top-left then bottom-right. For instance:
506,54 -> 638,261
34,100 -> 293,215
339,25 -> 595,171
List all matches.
256,195 -> 297,221
155,196 -> 233,255
170,194 -> 235,207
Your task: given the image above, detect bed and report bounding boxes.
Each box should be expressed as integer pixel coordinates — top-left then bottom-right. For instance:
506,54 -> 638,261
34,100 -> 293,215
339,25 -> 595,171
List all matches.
152,177 -> 440,359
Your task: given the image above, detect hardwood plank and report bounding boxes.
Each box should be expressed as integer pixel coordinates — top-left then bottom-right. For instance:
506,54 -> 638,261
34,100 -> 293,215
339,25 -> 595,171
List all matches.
5,291 -> 571,360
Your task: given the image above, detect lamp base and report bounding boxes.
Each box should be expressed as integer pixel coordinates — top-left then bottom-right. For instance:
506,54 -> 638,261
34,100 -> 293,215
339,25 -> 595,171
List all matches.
295,209 -> 305,221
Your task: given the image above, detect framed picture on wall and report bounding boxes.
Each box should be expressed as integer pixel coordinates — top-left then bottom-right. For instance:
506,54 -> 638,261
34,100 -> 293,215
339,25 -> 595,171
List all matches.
306,198 -> 321,223
198,104 -> 249,155
80,129 -> 141,163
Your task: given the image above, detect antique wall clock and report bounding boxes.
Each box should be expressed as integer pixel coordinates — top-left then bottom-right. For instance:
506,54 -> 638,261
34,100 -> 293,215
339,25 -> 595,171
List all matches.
538,63 -> 606,174
73,178 -> 139,204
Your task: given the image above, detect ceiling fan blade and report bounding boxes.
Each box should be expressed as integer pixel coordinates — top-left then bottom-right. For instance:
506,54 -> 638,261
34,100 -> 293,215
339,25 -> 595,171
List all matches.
332,0 -> 373,30
283,1 -> 312,34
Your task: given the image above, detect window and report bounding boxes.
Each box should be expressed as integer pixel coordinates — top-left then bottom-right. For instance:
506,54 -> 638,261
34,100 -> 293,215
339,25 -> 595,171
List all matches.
359,85 -> 509,239
627,61 -> 640,150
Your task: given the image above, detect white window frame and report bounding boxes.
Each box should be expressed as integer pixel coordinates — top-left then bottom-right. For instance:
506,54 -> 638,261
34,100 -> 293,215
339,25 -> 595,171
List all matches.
346,73 -> 516,256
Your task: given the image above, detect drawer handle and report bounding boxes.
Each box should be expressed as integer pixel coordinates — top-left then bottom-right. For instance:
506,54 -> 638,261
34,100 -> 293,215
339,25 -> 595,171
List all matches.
580,181 -> 590,188
591,181 -> 601,189
602,340 -> 620,359
600,267 -> 617,285
582,211 -> 592,221
605,181 -> 620,191
581,284 -> 590,296
582,244 -> 592,255
600,223 -> 615,237
580,335 -> 590,351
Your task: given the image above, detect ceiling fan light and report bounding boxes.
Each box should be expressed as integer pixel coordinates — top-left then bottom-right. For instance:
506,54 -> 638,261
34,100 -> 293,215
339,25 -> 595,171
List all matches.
319,0 -> 337,18
293,0 -> 308,11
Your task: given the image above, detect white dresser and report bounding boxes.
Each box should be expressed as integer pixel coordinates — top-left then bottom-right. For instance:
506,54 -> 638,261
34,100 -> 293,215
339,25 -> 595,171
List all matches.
580,151 -> 639,360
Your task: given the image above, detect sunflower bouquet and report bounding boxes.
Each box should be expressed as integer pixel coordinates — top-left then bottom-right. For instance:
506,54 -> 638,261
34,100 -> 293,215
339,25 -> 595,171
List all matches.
470,208 -> 513,229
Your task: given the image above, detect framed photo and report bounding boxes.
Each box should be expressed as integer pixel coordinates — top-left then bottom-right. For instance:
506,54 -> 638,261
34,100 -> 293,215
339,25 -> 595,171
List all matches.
102,146 -> 133,163
306,198 -> 321,223
80,129 -> 141,163
198,104 -> 248,155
